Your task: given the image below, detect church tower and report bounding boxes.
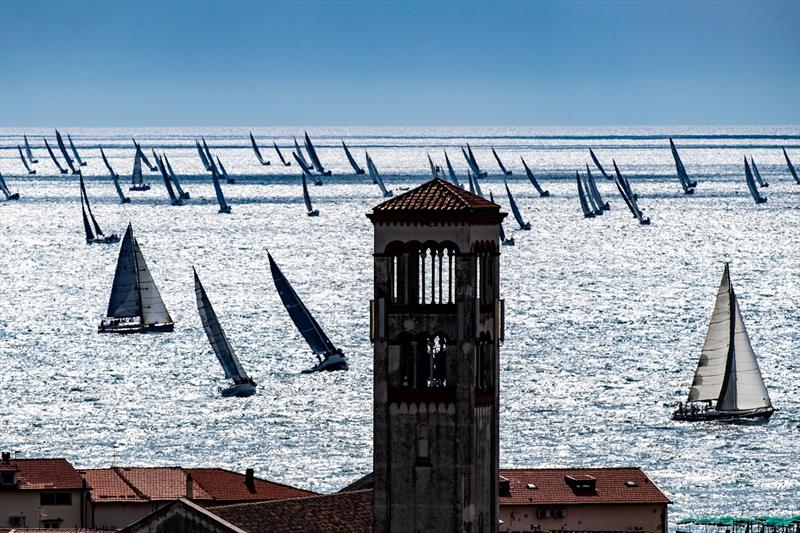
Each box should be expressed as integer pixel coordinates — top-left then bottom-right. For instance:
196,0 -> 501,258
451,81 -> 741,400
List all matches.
367,178 -> 506,533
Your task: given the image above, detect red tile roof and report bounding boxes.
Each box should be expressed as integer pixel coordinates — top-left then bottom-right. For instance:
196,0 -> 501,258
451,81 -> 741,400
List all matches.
499,467 -> 671,506
368,178 -> 505,224
6,459 -> 83,490
207,489 -> 373,533
82,467 -> 315,503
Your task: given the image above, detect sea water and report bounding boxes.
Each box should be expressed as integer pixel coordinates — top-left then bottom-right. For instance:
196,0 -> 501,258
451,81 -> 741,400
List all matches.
0,127 -> 798,522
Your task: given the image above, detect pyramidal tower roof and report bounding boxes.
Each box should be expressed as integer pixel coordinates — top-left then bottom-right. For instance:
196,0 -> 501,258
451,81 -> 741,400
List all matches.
367,178 -> 506,224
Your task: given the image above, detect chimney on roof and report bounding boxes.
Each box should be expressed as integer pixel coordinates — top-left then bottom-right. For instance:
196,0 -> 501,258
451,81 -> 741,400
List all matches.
185,473 -> 193,499
1,452 -> 10,464
245,468 -> 255,492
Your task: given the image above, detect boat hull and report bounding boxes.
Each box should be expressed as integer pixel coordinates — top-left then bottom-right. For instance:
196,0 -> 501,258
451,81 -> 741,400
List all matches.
301,354 -> 348,374
220,383 -> 257,397
98,320 -> 174,334
672,406 -> 774,422
6,193 -> 20,201
129,184 -> 151,191
87,234 -> 120,245
307,210 -> 319,217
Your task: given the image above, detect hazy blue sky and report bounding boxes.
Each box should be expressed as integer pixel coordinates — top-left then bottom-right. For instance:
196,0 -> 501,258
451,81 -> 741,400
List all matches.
1,0 -> 798,126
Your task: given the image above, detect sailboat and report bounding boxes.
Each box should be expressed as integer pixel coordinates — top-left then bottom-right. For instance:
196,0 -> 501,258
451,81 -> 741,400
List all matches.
44,139 -> 68,174
249,133 -> 271,166
670,138 -> 697,193
576,171 -> 595,219
99,224 -> 174,333
301,172 -> 319,216
194,269 -> 257,397
304,132 -> 332,176
673,263 -> 774,422
783,148 -> 800,184
155,152 -> 183,206
365,152 -> 392,198
489,192 -> 514,246
130,149 -> 151,191
268,253 -> 348,373
197,140 -> 213,171
612,161 -> 650,225
163,154 -> 190,199
467,170 -> 475,194
443,151 -> 461,188
100,148 -> 131,204
466,144 -> 487,178
132,139 -> 158,171
293,152 -> 324,189
216,157 -> 235,184
67,134 -> 87,167
520,158 -> 549,197
210,165 -> 232,213
582,173 -> 603,216
293,137 -> 316,176
274,141 -> 291,166
56,130 -> 79,174
80,173 -> 120,244
492,148 -> 513,176
749,157 -> 768,187
585,165 -> 609,210
342,141 -> 365,174
428,154 -> 440,179
471,169 -> 484,199
743,158 -> 767,204
17,146 -> 36,174
504,180 -> 530,230
23,135 -> 38,164
0,172 -> 20,201
589,148 -> 613,180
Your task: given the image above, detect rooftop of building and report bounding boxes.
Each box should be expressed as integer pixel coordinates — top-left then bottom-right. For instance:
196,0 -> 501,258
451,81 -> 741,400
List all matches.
81,466 -> 316,503
367,178 -> 505,224
0,457 -> 84,491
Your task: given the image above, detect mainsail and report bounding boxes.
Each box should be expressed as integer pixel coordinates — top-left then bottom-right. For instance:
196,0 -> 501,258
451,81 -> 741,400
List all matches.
444,151 -> 461,188
249,132 -> 271,166
612,161 -> 650,224
471,168 -> 484,199
521,157 -> 549,197
743,158 -> 767,204
749,157 -> 768,187
131,149 -> 145,186
688,264 -> 771,412
0,172 -> 19,200
492,148 -> 512,175
216,157 -> 235,184
504,180 -> 530,229
56,130 -> 78,173
301,172 -> 316,214
194,269 -> 249,381
274,141 -> 291,166
582,173 -> 603,215
24,135 -> 38,164
670,138 -> 696,193
304,132 -> 329,175
467,170 -> 475,194
44,138 -> 68,174
466,144 -> 487,178
428,154 -> 439,179
783,148 -> 800,184
106,225 -> 142,320
79,173 -> 105,238
67,134 -> 87,166
366,152 -> 392,198
268,253 -> 337,356
201,139 -> 218,173
576,171 -> 594,218
101,148 -> 130,204
18,145 -> 36,174
589,148 -> 612,180
210,165 -> 231,213
342,141 -> 365,174
197,140 -> 212,171
489,191 -> 511,244
293,151 -> 321,188
155,152 -> 182,205
293,137 -> 314,172
133,139 -> 157,171
585,165 -> 608,210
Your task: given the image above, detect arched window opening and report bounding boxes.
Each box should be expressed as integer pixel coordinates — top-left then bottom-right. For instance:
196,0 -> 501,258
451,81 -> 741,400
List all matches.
475,338 -> 493,392
388,242 -> 457,306
399,333 -> 448,389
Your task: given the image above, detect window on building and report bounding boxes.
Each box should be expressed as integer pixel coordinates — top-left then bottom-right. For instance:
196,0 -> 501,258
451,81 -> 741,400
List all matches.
416,423 -> 430,466
40,492 -> 72,506
475,338 -> 494,392
388,243 -> 456,306
41,519 -> 63,529
0,471 -> 16,485
399,334 -> 448,388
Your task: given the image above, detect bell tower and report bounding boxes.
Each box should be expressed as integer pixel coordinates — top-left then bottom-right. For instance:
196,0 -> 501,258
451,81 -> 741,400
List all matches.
368,178 -> 505,533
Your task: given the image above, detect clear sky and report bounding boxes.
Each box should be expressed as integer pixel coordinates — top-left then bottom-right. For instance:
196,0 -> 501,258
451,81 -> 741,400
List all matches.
1,0 -> 798,127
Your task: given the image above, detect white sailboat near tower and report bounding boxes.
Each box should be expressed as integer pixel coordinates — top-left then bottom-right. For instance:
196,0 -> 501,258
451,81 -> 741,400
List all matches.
194,269 -> 257,397
673,263 -> 774,422
98,224 -> 174,334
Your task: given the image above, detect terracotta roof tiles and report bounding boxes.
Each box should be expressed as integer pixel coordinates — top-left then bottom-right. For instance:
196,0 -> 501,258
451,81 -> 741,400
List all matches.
6,459 -> 83,490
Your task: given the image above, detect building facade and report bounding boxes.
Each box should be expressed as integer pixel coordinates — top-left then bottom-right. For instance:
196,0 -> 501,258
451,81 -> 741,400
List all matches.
368,179 -> 506,533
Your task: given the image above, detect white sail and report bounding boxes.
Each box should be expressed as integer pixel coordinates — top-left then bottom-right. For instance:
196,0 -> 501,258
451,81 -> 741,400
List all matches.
106,225 -> 142,319
133,236 -> 172,325
194,270 -> 248,380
